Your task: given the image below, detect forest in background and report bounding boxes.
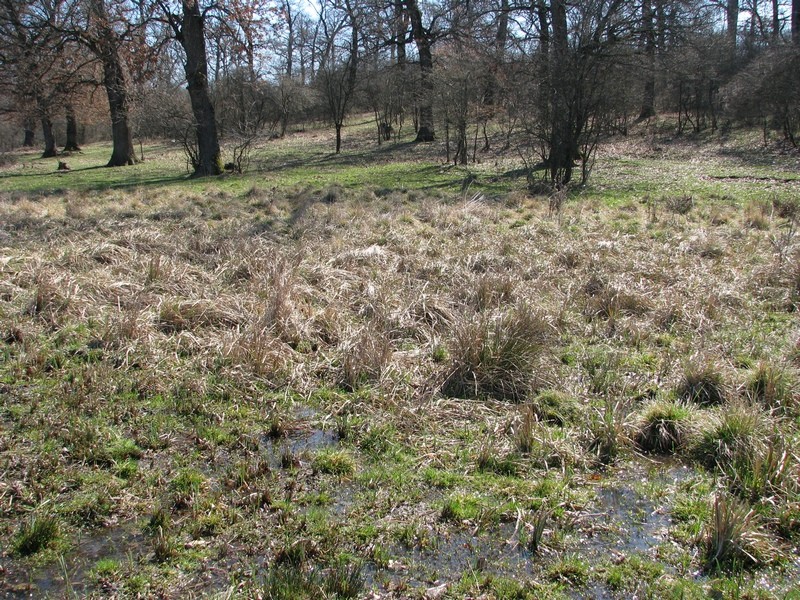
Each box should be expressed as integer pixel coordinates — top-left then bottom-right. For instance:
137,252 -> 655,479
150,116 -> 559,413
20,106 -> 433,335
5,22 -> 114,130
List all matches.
1,0 -> 799,185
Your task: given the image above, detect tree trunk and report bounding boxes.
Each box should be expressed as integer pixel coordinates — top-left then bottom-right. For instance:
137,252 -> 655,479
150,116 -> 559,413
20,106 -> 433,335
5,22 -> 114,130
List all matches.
549,0 -> 573,186
455,120 -> 467,165
23,117 -> 35,147
105,71 -> 138,166
285,1 -> 294,77
793,0 -> 800,43
335,122 -> 342,153
537,0 -> 549,58
90,0 -> 137,166
405,0 -> 435,142
41,116 -> 56,158
772,0 -> 780,39
638,0 -> 656,121
64,106 -> 81,151
180,0 -> 222,177
727,0 -> 739,55
484,0 -> 509,106
395,0 -> 406,68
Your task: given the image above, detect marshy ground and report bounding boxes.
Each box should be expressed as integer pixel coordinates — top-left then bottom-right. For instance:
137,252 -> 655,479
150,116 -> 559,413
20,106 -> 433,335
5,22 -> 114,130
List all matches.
1,121 -> 799,598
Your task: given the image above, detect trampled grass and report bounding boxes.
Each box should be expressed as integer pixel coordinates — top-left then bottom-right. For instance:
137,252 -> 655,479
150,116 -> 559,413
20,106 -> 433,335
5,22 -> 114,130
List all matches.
1,119 -> 799,598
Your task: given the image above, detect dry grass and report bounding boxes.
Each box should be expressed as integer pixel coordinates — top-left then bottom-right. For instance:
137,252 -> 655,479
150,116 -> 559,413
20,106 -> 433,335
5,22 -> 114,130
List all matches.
703,493 -> 778,572
1,134 -> 799,595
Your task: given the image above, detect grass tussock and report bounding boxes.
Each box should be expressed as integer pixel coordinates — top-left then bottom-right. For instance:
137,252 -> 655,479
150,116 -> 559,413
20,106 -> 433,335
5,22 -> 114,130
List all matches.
157,299 -> 241,332
634,400 -> 695,455
341,325 -> 393,391
692,402 -> 796,502
585,398 -> 629,465
441,305 -> 552,402
677,360 -> 728,406
703,494 -> 777,572
746,362 -> 797,413
12,514 -> 59,556
527,390 -> 582,427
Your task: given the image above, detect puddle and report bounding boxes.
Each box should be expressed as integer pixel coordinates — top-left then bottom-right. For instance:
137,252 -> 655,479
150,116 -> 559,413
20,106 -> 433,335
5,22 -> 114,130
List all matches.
370,527 -> 532,591
260,405 -> 340,468
590,483 -> 671,553
1,523 -> 146,599
582,459 -> 682,557
261,427 -> 339,468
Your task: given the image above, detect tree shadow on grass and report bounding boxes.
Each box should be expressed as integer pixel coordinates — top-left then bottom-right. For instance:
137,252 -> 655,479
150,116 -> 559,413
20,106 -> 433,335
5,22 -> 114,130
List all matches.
0,163 -> 192,195
2,138 -> 478,197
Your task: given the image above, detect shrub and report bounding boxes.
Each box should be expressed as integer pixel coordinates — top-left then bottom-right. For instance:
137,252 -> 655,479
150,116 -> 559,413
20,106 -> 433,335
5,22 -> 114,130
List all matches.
635,400 -> 695,454
442,305 -> 550,402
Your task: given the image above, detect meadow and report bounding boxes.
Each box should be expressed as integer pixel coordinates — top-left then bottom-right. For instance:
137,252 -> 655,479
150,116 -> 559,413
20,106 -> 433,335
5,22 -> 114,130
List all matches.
1,120 -> 799,599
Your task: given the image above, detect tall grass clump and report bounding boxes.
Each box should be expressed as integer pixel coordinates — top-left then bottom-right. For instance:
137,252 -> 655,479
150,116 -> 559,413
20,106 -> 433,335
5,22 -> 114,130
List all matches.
703,493 -> 775,572
323,561 -> 364,599
677,360 -> 727,406
341,325 -> 392,391
693,403 -> 764,471
746,362 -> 796,414
585,398 -> 629,465
693,403 -> 793,502
441,305 -> 551,402
12,514 -> 59,556
634,399 -> 695,454
528,390 -> 582,427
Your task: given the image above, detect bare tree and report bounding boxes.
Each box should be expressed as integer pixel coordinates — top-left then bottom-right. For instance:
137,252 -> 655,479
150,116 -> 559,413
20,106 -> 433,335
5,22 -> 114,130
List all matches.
65,0 -> 144,166
404,0 -> 435,141
315,0 -> 359,153
0,0 -> 85,158
158,0 -> 222,176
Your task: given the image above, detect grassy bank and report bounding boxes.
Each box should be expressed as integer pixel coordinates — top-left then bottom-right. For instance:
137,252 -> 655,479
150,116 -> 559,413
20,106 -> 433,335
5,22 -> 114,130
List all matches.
1,123 -> 799,598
